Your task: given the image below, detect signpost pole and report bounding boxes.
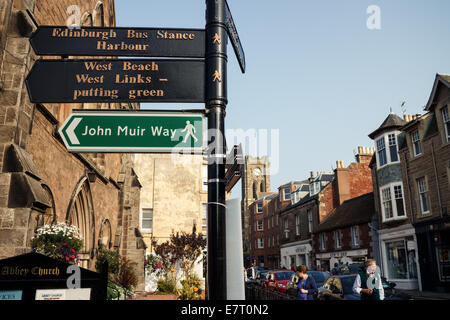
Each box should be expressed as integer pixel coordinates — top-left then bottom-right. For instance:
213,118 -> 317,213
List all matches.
205,0 -> 228,300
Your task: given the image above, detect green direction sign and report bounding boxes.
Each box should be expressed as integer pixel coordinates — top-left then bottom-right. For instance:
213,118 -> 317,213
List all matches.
58,110 -> 205,153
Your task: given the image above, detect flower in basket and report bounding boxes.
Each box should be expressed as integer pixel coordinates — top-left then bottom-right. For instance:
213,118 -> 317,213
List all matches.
31,222 -> 83,264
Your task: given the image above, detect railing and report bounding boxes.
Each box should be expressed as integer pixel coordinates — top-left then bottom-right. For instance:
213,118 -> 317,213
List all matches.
245,284 -> 297,300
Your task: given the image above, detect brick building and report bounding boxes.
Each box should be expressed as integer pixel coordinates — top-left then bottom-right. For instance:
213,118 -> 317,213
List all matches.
314,193 -> 376,269
0,0 -> 146,293
310,147 -> 375,271
248,192 -> 276,268
398,74 -> 450,292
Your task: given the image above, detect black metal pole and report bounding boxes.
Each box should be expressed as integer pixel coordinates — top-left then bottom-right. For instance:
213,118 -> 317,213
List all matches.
205,0 -> 228,300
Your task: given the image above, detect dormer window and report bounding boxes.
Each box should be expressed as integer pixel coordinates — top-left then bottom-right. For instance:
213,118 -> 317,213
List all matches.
412,130 -> 422,156
283,188 -> 291,201
310,182 -> 320,195
257,202 -> 263,213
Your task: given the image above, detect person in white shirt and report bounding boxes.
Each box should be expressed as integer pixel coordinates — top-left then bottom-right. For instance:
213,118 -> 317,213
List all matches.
352,259 -> 384,300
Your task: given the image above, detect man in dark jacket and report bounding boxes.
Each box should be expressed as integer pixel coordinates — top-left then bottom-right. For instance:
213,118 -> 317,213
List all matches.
296,265 -> 318,300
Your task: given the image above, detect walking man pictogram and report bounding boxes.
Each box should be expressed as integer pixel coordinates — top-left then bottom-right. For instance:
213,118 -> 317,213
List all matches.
181,121 -> 198,143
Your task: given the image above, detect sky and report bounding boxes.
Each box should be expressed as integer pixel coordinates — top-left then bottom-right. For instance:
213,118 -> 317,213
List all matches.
115,0 -> 450,198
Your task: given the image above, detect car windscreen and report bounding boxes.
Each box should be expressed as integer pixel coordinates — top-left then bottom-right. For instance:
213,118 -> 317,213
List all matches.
340,276 -> 357,295
275,272 -> 294,281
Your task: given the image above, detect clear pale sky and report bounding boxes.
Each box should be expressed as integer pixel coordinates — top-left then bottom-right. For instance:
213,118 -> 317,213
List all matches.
115,0 -> 450,198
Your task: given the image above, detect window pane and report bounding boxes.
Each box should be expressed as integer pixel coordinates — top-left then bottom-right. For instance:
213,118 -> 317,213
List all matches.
142,209 -> 153,230
412,131 -> 422,155
417,178 -> 429,213
385,241 -> 408,279
382,188 -> 393,219
389,134 -> 399,162
377,138 -> 387,166
443,108 -> 450,141
394,185 -> 405,216
284,188 -> 291,200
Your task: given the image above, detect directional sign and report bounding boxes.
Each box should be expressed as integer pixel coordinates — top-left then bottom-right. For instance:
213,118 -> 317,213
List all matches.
30,26 -> 205,58
225,0 -> 246,73
58,110 -> 205,153
26,59 -> 205,103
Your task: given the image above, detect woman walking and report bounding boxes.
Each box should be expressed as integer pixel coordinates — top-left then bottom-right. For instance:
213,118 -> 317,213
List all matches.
296,265 -> 318,300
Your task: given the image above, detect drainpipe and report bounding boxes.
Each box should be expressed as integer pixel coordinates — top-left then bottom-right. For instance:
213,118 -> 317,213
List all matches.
403,152 -> 415,224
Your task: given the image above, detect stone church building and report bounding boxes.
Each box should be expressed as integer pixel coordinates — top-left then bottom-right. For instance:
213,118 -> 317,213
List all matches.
0,0 -> 146,293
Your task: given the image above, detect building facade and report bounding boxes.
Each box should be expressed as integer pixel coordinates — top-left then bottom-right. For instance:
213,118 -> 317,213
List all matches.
0,0 -> 146,293
133,153 -> 208,281
314,193 -> 376,269
399,74 -> 450,292
241,156 -> 270,260
369,112 -> 421,291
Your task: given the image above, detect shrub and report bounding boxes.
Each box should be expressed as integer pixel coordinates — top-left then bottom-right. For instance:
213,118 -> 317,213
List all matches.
156,276 -> 177,294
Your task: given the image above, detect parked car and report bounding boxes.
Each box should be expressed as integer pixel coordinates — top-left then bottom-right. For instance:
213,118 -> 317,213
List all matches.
286,271 -> 331,297
264,270 -> 294,293
331,263 -> 364,275
318,274 -> 413,300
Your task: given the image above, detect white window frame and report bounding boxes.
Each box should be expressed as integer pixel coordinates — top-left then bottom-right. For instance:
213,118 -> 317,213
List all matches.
417,177 -> 430,215
334,230 -> 342,249
351,226 -> 360,247
257,220 -> 264,231
257,238 -> 264,249
141,208 -> 153,232
442,106 -> 450,142
295,214 -> 301,236
319,233 -> 326,251
376,136 -> 387,167
380,182 -> 407,222
375,132 -> 400,169
388,133 -> 399,163
257,202 -> 263,213
284,217 -> 289,239
307,209 -> 313,233
411,130 -> 422,157
283,188 -> 291,201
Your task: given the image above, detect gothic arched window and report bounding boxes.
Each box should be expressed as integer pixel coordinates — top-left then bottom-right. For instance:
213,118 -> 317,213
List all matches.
66,177 -> 95,269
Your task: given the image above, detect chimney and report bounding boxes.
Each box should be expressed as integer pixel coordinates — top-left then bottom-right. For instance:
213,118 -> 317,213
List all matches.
309,171 -> 314,183
355,146 -> 375,164
336,160 -> 344,169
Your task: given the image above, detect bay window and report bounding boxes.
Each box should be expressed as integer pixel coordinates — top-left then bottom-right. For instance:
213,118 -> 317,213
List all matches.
380,183 -> 406,222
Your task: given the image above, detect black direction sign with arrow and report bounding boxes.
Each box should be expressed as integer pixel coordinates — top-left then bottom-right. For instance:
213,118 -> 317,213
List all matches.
30,26 -> 205,58
224,0 -> 246,73
25,59 -> 205,103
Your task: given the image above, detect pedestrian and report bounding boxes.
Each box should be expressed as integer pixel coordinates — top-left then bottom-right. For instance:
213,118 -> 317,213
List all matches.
296,265 -> 318,300
244,267 -> 248,282
331,262 -> 339,275
352,259 -> 384,300
290,264 -> 296,272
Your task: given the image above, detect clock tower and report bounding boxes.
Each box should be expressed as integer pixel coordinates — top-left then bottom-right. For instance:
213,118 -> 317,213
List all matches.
241,156 -> 271,257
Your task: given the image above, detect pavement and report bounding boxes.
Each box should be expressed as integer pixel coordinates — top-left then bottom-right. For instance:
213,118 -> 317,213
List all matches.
396,289 -> 450,300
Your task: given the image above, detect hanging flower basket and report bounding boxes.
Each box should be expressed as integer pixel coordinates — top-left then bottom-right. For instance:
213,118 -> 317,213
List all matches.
31,222 -> 83,264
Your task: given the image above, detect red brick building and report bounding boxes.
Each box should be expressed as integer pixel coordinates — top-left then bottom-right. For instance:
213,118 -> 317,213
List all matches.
313,193 -> 376,270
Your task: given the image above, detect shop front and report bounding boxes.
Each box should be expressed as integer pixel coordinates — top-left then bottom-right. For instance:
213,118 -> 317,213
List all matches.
378,224 -> 421,291
280,240 -> 312,270
414,217 -> 450,293
315,248 -> 369,272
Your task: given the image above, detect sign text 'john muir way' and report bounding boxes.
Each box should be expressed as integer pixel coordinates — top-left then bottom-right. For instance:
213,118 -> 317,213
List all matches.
30,26 -> 205,57
25,59 -> 205,103
59,110 -> 205,153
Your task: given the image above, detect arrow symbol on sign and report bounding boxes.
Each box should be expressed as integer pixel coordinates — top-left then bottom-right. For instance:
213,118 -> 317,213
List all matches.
67,118 -> 82,145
